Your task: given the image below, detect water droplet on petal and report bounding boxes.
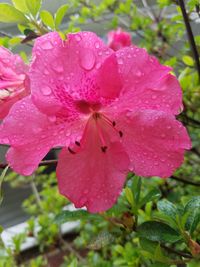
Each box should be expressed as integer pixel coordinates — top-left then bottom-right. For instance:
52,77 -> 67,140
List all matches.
95,62 -> 101,69
41,86 -> 52,96
95,42 -> 100,49
83,189 -> 89,194
48,116 -> 56,122
118,58 -> 124,65
161,133 -> 166,138
52,62 -> 64,73
41,40 -> 53,50
151,94 -> 157,99
80,49 -> 96,70
75,34 -> 81,42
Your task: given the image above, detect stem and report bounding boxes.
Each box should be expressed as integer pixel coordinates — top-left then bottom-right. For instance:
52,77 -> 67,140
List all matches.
30,174 -> 42,209
178,0 -> 200,81
170,175 -> 200,186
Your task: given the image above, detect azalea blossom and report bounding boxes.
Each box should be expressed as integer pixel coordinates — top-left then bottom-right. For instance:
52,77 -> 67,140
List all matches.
0,32 -> 191,212
0,46 -> 29,119
107,28 -> 132,51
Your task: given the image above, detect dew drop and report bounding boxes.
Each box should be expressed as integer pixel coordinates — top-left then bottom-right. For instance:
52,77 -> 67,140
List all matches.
41,40 -> 53,50
41,86 -> 52,96
80,49 -> 96,70
151,94 -> 157,99
118,58 -> 124,65
161,133 -> 166,138
48,116 -> 56,122
75,34 -> 81,42
52,63 -> 64,73
95,42 -> 100,49
95,62 -> 101,69
83,189 -> 89,194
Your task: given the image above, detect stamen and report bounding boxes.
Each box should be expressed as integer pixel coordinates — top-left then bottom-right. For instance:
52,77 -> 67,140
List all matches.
68,147 -> 76,154
101,146 -> 107,153
119,131 -> 123,138
75,141 -> 80,146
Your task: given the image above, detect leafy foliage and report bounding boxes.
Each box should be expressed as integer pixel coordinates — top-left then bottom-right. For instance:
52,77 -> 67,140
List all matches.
0,0 -> 200,266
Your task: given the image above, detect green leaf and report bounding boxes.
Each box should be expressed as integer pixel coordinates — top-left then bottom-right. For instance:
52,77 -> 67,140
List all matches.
0,3 -> 28,23
157,200 -> 177,221
139,188 -> 161,207
132,176 -> 141,204
26,0 -> 41,17
124,187 -> 134,207
55,4 -> 68,29
0,166 -> 9,205
55,210 -> 98,224
40,10 -> 55,29
184,197 -> 200,233
12,0 -> 29,13
154,244 -> 171,263
139,237 -> 158,254
137,221 -> 181,243
182,55 -> 194,67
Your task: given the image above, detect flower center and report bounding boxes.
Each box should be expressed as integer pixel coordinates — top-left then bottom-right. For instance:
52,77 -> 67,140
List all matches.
67,111 -> 123,155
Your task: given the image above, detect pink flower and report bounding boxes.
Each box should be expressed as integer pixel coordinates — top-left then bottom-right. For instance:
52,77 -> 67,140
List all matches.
107,28 -> 132,51
0,47 -> 29,119
0,32 -> 191,213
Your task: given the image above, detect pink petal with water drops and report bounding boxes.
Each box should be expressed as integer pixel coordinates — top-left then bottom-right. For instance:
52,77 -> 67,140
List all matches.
116,110 -> 191,177
0,96 -> 86,174
56,117 -> 130,213
30,31 -> 114,117
109,47 -> 183,115
0,46 -> 29,119
107,28 -> 132,51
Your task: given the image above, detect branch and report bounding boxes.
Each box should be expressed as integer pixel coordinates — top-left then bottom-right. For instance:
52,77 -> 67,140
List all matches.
170,175 -> 200,186
178,0 -> 200,80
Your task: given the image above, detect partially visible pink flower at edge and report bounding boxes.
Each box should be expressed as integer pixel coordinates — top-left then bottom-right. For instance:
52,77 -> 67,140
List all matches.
0,32 -> 191,213
107,28 -> 132,51
0,46 -> 29,119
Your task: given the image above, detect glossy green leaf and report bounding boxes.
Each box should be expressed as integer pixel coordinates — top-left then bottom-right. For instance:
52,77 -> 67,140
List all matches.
182,55 -> 194,67
139,188 -> 161,207
55,4 -> 68,28
184,197 -> 200,233
26,0 -> 41,17
132,176 -> 141,204
124,187 -> 134,207
0,4 -> 28,23
157,199 -> 177,221
12,0 -> 29,13
137,221 -> 181,243
40,10 -> 55,29
55,210 -> 98,224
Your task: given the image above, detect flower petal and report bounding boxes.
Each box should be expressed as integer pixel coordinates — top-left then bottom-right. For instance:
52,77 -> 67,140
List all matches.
30,32 -> 114,116
114,47 -> 182,115
56,118 -> 130,213
118,110 -> 191,177
0,96 -> 85,175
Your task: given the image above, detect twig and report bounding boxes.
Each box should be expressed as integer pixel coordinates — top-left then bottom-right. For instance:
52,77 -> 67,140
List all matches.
0,31 -> 33,48
170,175 -> 200,186
161,244 -> 193,259
178,0 -> 200,81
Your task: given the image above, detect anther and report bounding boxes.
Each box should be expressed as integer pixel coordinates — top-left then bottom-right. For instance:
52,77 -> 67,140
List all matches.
101,146 -> 107,153
119,131 -> 123,138
112,121 -> 116,127
68,147 -> 76,154
75,141 -> 80,146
